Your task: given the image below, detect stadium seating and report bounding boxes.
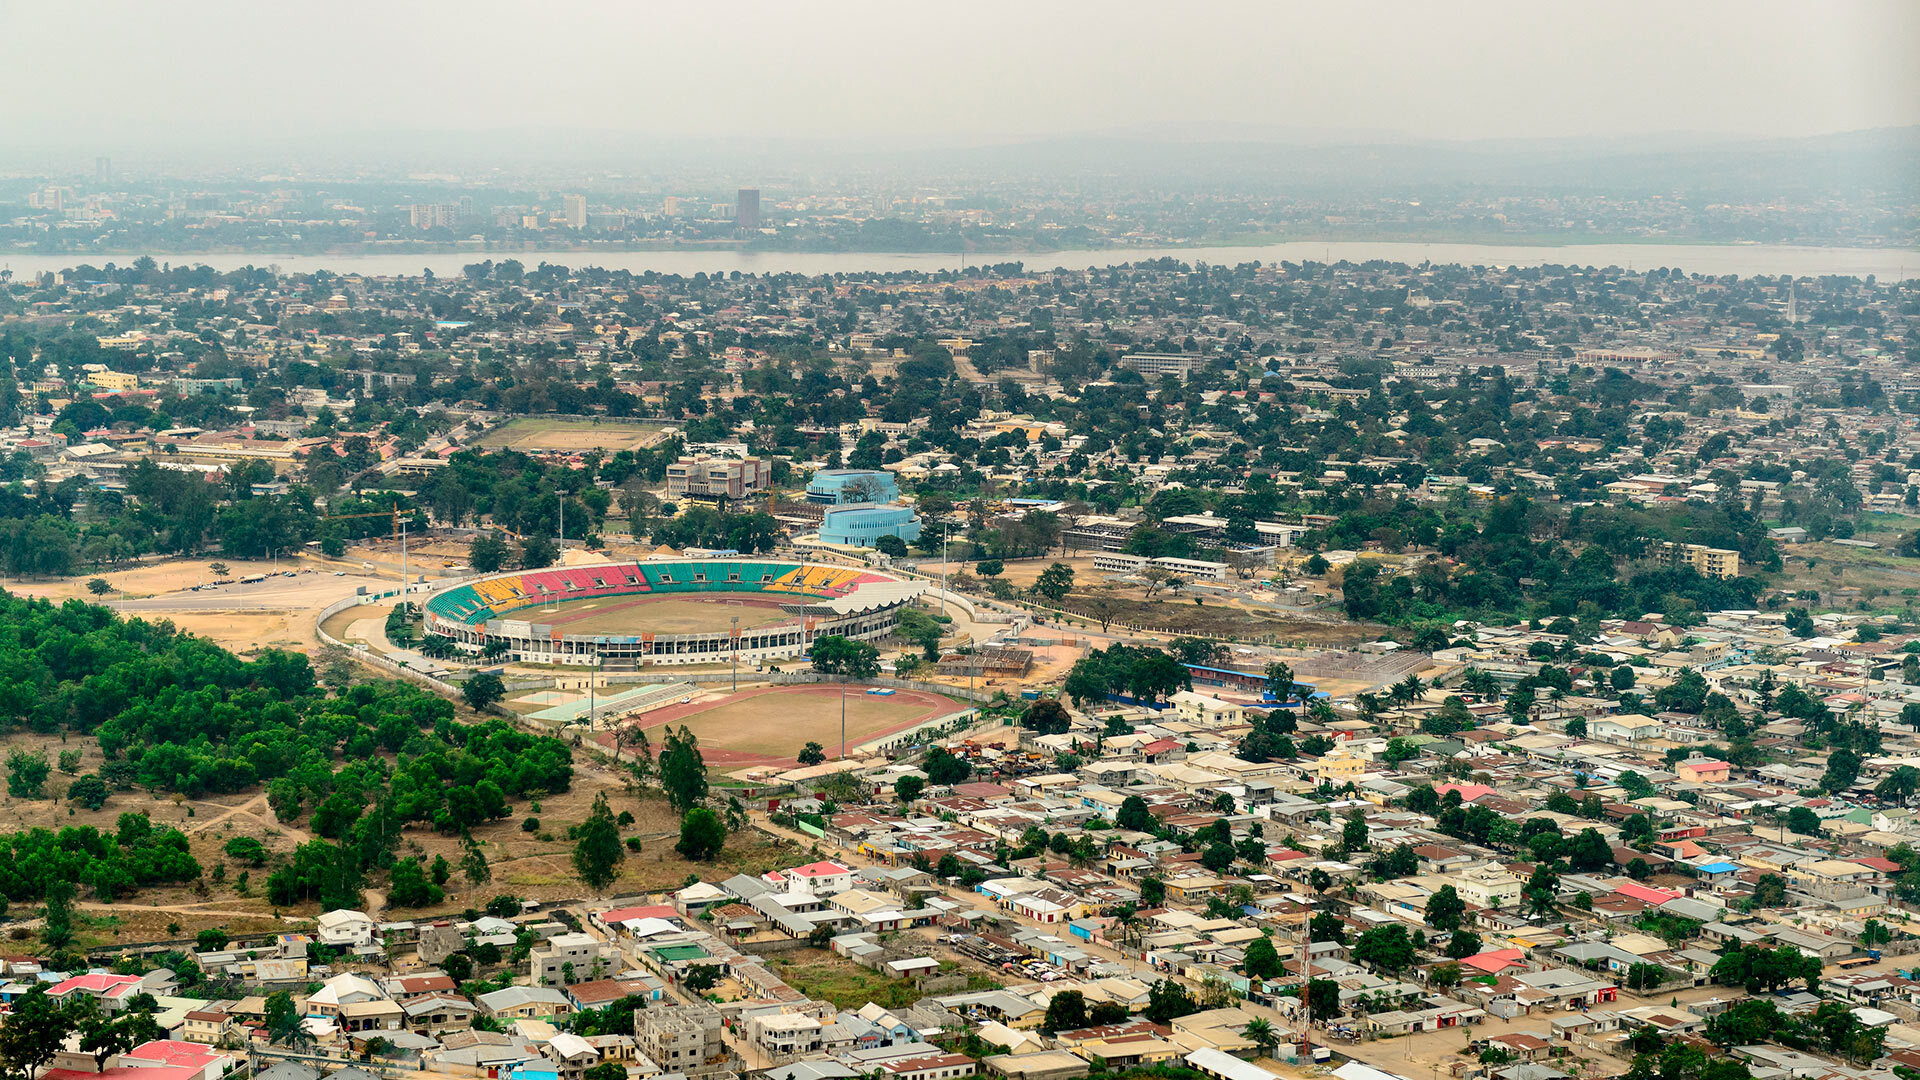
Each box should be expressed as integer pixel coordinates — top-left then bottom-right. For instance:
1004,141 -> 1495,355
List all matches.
424,560 -> 893,626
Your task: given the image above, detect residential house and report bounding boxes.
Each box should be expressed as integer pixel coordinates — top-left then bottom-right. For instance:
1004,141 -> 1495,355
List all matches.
476,986 -> 575,1021
317,910 -> 378,949
532,933 -> 618,987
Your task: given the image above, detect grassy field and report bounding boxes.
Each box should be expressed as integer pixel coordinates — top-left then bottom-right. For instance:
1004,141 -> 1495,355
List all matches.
1053,584 -> 1379,644
500,595 -> 795,634
768,949 -> 935,1010
476,418 -> 672,453
1773,516 -> 1920,610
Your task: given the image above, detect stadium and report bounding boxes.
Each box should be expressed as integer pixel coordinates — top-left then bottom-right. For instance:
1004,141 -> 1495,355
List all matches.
422,558 -> 924,667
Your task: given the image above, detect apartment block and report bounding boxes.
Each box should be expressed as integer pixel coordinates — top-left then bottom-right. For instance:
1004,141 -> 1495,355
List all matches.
665,455 -> 769,501
1652,541 -> 1741,579
636,1002 -> 727,1074
1118,353 -> 1206,378
531,932 -> 618,986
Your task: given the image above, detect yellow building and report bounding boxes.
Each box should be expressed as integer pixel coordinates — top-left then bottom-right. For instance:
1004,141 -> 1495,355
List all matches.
1313,750 -> 1368,784
1653,541 -> 1741,579
88,370 -> 140,391
1454,867 -> 1523,909
1163,873 -> 1228,900
1070,1037 -> 1182,1068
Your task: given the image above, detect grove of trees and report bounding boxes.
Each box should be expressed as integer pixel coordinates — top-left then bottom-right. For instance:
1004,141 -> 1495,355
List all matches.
0,593 -> 574,909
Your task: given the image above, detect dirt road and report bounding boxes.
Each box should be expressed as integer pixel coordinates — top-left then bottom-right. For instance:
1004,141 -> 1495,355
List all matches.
184,792 -> 313,845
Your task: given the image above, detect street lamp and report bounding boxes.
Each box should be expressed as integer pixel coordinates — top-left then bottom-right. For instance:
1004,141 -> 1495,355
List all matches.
839,671 -> 848,761
939,524 -> 951,615
730,615 -> 741,693
586,657 -> 598,733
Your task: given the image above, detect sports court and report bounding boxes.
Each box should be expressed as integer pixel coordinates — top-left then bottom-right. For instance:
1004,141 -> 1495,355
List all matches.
611,684 -> 960,765
514,690 -> 581,706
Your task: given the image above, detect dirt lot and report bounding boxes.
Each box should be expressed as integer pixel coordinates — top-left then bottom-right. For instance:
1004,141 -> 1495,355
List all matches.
421,775 -> 793,903
167,610 -> 315,655
914,554 -> 1368,646
4,557 -> 380,656
6,558 -> 300,601
476,418 -> 673,453
1051,585 -> 1381,645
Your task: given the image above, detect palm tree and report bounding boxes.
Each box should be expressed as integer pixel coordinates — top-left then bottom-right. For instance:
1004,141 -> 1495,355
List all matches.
1243,1018 -> 1278,1058
1115,906 -> 1146,956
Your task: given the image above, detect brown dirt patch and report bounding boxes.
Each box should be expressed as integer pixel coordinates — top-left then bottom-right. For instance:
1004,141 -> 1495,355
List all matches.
475,418 -> 673,453
167,611 -> 312,655
7,558 -> 295,601
627,684 -> 956,764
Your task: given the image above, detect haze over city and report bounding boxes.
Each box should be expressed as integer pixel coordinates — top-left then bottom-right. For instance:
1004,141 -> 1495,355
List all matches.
2,11 -> 1920,1080
3,0 -> 1917,159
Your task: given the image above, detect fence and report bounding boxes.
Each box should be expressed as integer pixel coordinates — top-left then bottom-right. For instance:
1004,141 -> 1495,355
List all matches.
510,668 -> 999,704
769,671 -> 997,704
315,596 -> 456,695
86,929 -> 290,961
250,1047 -> 422,1077
853,707 -> 980,757
314,596 -> 520,720
735,936 -> 813,957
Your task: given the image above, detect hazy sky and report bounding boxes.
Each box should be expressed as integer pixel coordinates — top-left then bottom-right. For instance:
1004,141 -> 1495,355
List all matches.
3,0 -> 1916,150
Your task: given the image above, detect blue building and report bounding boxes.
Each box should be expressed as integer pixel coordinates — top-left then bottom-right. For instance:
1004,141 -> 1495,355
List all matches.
806,469 -> 899,505
819,503 -> 923,548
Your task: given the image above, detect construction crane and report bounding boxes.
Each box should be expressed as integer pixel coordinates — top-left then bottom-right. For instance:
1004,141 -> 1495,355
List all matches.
322,501 -> 415,599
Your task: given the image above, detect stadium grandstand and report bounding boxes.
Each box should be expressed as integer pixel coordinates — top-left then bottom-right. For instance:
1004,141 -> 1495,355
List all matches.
422,558 -> 923,667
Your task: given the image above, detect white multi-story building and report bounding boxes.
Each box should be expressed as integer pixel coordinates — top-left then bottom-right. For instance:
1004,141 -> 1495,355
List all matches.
1589,713 -> 1666,745
316,909 -> 377,948
1119,353 -> 1207,378
1092,552 -> 1229,581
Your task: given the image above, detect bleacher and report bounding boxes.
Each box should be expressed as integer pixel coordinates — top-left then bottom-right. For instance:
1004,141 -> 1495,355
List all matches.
424,560 -> 888,626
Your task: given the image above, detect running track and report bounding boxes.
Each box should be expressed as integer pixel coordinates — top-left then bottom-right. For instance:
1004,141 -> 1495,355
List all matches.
589,684 -> 955,766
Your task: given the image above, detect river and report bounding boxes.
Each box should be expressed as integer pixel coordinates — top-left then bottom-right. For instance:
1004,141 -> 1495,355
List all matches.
2,240 -> 1917,280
